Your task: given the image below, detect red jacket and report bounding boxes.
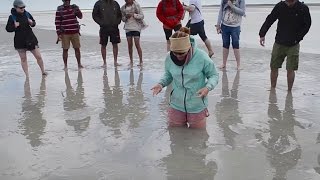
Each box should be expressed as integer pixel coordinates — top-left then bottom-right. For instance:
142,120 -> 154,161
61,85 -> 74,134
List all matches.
156,0 -> 184,29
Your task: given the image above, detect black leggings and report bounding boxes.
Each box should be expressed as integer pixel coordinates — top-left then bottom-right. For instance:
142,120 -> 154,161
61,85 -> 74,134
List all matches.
163,24 -> 182,40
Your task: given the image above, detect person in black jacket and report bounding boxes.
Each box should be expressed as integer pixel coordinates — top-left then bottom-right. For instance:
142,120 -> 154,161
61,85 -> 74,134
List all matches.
5,0 -> 47,77
92,0 -> 122,67
259,0 -> 311,91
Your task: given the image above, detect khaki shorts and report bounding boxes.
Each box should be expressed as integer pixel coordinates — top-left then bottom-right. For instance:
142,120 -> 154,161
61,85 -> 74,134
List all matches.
61,34 -> 81,49
271,43 -> 300,70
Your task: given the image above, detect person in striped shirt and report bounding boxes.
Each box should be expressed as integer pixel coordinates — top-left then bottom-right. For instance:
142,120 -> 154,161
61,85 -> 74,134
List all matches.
55,0 -> 83,69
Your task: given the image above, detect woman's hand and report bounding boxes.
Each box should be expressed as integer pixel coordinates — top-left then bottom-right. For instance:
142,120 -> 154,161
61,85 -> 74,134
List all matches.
215,25 -> 221,34
197,87 -> 209,98
14,22 -> 20,28
151,84 -> 163,96
28,19 -> 33,25
227,0 -> 234,7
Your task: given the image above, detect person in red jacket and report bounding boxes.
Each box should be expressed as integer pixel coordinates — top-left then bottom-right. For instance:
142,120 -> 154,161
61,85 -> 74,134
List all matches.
156,0 -> 184,51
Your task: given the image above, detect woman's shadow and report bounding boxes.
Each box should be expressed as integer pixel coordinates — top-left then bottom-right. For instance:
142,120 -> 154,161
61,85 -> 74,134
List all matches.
215,70 -> 242,149
161,127 -> 218,179
19,77 -> 47,147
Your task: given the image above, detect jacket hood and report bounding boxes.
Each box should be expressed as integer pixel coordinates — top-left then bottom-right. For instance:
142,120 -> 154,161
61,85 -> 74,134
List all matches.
11,8 -> 18,16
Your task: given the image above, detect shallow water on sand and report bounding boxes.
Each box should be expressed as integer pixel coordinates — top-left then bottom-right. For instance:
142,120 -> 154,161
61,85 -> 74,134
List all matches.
0,23 -> 320,180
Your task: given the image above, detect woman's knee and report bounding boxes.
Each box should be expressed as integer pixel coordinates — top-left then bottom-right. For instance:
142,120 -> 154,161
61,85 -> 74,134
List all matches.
223,40 -> 231,49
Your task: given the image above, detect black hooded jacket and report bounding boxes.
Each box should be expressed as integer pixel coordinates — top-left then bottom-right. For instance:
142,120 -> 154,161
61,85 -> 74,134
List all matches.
6,8 -> 38,50
259,1 -> 311,47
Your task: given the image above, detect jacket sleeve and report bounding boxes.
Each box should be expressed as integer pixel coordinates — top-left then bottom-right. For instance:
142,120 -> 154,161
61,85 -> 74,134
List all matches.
297,5 -> 312,42
55,9 -> 62,35
133,3 -> 144,20
232,0 -> 246,16
75,5 -> 83,19
259,3 -> 280,38
5,16 -> 15,32
156,2 -> 166,23
159,55 -> 173,87
28,13 -> 36,27
216,0 -> 224,25
121,6 -> 127,22
116,2 -> 122,25
203,56 -> 219,91
92,2 -> 102,25
175,0 -> 184,21
156,2 -> 176,28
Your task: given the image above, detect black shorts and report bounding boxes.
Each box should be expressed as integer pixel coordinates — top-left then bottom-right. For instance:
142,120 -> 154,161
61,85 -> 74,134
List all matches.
99,27 -> 121,46
190,20 -> 207,42
163,24 -> 182,40
126,31 -> 141,37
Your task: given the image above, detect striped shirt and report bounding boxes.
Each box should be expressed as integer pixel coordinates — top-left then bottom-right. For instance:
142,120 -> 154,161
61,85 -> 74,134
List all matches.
55,5 -> 83,35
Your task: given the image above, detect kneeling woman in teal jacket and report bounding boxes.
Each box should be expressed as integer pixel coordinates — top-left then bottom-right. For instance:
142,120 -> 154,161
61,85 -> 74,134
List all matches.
152,27 -> 219,129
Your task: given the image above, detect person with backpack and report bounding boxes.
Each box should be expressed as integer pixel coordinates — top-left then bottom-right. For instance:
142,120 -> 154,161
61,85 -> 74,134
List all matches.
55,0 -> 83,70
156,0 -> 184,51
5,0 -> 47,77
151,27 -> 219,129
92,0 -> 122,67
121,0 -> 145,66
216,0 -> 246,70
183,0 -> 214,58
259,0 -> 311,91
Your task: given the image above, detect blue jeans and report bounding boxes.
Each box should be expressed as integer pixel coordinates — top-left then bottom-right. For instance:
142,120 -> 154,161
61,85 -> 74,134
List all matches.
221,24 -> 241,49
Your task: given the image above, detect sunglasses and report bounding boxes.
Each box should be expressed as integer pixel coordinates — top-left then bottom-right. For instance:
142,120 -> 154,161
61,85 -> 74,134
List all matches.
173,51 -> 187,56
17,6 -> 25,9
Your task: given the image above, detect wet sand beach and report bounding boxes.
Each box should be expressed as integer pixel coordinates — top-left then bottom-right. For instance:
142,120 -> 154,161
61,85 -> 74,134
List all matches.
1,7 -> 320,180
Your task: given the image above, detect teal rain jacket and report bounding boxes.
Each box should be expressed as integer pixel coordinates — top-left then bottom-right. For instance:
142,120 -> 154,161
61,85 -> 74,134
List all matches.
159,37 -> 219,113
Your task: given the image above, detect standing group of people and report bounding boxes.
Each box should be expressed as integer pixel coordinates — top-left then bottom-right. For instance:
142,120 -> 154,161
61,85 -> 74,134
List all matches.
6,0 -> 311,129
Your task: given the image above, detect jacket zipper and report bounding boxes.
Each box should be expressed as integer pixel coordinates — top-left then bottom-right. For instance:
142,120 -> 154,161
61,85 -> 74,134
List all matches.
181,66 -> 188,121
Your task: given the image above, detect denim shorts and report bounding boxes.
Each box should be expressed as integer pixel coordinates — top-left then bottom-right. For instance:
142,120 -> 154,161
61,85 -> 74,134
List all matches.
221,24 -> 241,49
126,31 -> 141,37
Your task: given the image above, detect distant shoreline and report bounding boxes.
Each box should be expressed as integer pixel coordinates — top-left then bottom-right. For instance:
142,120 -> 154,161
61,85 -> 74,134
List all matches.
0,3 -> 319,14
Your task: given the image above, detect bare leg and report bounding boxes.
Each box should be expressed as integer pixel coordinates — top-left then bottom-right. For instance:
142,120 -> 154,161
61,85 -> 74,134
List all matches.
74,48 -> 83,68
271,69 -> 279,89
233,48 -> 241,70
18,50 -> 29,77
101,45 -> 107,67
112,43 -> 120,66
127,37 -> 133,65
204,39 -> 214,58
287,70 -> 295,91
30,48 -> 47,75
220,48 -> 229,69
166,40 -> 170,52
63,49 -> 69,69
134,37 -> 143,65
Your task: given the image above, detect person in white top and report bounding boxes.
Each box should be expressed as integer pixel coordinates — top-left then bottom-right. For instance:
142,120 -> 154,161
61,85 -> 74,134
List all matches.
121,0 -> 145,66
216,0 -> 246,70
183,0 -> 214,57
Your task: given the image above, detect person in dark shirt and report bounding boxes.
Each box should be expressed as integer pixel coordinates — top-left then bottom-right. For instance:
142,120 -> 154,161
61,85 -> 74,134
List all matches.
259,0 -> 311,91
92,0 -> 122,67
6,0 -> 47,77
